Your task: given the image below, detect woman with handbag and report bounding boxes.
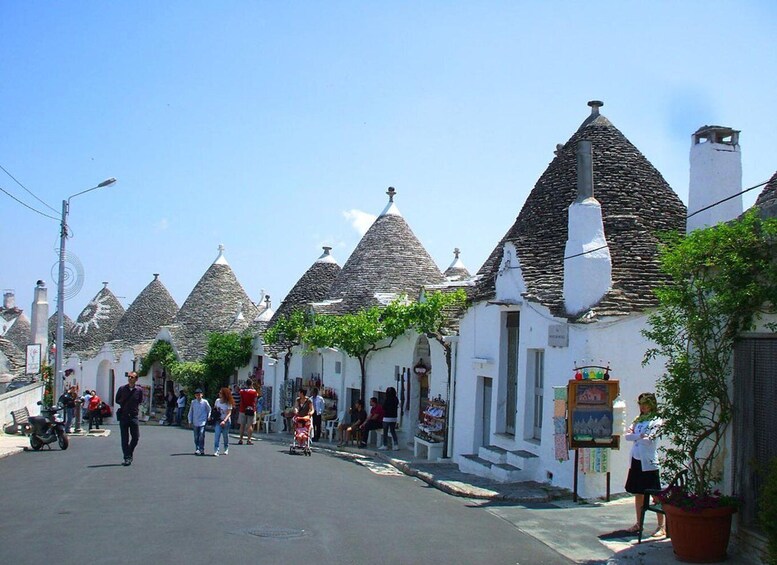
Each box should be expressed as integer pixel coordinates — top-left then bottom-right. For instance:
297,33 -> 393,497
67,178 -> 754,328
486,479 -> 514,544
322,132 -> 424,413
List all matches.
213,387 -> 234,456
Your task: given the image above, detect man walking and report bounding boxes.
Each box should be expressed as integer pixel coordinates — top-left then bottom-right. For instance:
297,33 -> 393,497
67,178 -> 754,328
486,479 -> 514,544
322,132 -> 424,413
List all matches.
310,387 -> 324,442
237,379 -> 258,445
188,388 -> 210,455
115,372 -> 144,466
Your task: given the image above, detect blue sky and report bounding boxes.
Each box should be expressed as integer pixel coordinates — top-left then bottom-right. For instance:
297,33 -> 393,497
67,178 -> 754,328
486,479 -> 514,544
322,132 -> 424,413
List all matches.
2,1 -> 776,318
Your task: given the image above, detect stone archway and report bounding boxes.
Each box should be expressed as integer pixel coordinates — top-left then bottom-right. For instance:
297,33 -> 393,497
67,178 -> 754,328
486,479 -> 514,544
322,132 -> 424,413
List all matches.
96,360 -> 114,404
407,336 -> 431,435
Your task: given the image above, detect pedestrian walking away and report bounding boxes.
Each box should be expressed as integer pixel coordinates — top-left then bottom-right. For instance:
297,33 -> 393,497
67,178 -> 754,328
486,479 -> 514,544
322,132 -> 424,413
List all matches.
58,386 -> 77,433
115,372 -> 144,466
380,387 -> 400,450
237,379 -> 258,445
165,390 -> 177,426
188,388 -> 210,455
213,387 -> 233,456
176,390 -> 186,425
310,387 -> 324,442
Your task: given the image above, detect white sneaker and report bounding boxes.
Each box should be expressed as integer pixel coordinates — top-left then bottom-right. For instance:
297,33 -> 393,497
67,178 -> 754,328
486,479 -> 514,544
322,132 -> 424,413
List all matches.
195,450 -> 201,455
378,445 -> 388,451
224,448 -> 229,455
214,450 -> 220,457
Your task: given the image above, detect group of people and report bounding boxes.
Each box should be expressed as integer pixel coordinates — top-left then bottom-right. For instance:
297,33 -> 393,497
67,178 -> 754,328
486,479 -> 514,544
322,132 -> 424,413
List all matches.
186,379 -> 263,456
335,386 -> 400,450
57,386 -> 108,432
164,390 -> 187,426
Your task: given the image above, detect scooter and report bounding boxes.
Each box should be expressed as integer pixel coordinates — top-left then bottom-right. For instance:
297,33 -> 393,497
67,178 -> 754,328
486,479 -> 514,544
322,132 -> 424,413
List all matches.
28,401 -> 69,451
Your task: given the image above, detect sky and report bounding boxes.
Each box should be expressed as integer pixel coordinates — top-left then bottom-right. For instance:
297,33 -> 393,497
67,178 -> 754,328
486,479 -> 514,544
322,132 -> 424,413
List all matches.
2,1 -> 776,321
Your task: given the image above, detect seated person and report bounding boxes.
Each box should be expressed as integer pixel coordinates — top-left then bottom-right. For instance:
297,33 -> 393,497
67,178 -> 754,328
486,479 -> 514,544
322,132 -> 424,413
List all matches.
337,400 -> 367,446
359,397 -> 384,448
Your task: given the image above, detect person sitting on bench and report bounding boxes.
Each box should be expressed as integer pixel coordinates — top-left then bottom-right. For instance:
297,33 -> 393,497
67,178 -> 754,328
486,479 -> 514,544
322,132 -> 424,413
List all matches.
358,397 -> 383,448
337,400 -> 367,446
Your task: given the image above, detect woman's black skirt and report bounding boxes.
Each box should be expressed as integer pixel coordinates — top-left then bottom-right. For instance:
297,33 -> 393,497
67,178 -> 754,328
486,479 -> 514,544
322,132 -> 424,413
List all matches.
625,457 -> 661,494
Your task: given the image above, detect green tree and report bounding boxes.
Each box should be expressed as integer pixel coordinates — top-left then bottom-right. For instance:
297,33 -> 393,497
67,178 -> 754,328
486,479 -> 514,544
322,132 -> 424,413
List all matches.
264,309 -> 311,382
200,331 -> 254,398
643,209 -> 777,497
307,300 -> 413,399
139,340 -> 178,377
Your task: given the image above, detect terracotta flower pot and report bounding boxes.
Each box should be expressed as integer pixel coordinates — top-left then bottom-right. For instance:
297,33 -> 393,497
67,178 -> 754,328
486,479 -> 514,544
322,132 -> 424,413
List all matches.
663,503 -> 737,563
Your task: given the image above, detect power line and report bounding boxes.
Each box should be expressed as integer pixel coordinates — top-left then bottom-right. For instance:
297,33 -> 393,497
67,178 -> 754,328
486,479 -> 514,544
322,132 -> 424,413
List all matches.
0,185 -> 59,221
686,179 -> 770,219
564,177 -> 774,261
0,163 -> 58,213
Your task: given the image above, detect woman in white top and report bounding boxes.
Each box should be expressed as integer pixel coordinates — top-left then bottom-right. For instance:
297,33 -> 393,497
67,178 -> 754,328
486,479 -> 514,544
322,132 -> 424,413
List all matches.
624,392 -> 664,537
213,387 -> 234,456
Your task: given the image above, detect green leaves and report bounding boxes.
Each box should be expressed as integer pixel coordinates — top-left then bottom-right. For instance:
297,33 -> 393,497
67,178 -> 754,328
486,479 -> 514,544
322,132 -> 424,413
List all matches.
643,210 -> 777,496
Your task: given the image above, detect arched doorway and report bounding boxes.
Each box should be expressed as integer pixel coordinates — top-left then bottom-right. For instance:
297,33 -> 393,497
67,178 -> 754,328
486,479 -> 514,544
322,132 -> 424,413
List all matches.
408,336 -> 432,435
96,360 -> 115,406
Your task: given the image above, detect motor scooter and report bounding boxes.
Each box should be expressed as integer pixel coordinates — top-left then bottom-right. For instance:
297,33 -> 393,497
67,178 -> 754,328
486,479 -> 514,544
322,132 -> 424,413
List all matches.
28,401 -> 69,451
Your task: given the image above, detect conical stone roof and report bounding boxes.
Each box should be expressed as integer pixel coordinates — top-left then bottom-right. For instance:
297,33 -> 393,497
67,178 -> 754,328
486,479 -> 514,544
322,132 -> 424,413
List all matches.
67,283 -> 126,353
48,312 -> 74,344
0,337 -> 25,375
443,248 -> 470,282
4,313 -> 30,351
111,274 -> 179,345
171,246 -> 259,361
474,101 -> 687,318
270,247 -> 341,325
323,188 -> 444,313
755,171 -> 777,218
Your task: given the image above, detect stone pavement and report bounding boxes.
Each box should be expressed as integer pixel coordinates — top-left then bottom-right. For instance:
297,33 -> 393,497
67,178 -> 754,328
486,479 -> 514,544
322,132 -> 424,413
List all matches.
0,426 -> 753,564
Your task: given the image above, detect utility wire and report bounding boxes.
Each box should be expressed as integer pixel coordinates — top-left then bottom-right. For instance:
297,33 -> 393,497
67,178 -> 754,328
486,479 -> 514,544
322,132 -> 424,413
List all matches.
564,177 -> 773,260
0,163 -> 58,213
0,185 -> 59,221
686,179 -> 770,219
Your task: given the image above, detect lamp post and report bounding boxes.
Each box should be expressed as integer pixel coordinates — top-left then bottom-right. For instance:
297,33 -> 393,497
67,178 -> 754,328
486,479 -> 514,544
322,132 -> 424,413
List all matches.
54,177 -> 117,405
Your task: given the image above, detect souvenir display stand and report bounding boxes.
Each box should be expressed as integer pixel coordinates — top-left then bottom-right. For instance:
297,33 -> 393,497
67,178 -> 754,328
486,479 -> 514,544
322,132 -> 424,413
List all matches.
566,366 -> 620,502
414,397 -> 446,460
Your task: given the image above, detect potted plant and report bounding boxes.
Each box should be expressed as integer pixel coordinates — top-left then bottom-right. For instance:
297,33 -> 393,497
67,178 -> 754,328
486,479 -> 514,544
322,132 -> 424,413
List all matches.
643,211 -> 777,562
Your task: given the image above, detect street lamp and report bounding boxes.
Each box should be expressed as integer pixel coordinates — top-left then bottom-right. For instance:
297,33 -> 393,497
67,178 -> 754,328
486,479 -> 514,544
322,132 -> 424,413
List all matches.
54,177 -> 117,405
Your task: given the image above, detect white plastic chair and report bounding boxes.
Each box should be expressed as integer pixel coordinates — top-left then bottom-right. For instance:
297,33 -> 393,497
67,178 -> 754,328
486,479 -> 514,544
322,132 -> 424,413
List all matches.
261,412 -> 278,434
324,412 -> 344,442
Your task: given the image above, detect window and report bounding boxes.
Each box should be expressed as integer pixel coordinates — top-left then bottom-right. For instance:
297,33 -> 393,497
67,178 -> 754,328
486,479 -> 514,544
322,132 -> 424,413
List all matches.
526,349 -> 544,441
335,361 -> 342,374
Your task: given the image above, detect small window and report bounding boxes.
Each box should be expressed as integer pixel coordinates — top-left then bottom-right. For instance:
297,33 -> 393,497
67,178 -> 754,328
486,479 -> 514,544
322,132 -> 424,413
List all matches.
335,361 -> 342,374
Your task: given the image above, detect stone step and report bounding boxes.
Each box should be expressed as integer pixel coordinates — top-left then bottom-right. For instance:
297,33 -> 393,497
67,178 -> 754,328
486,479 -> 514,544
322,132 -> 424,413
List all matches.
478,444 -> 508,464
507,449 -> 539,472
491,461 -> 526,482
459,454 -> 531,483
459,454 -> 493,479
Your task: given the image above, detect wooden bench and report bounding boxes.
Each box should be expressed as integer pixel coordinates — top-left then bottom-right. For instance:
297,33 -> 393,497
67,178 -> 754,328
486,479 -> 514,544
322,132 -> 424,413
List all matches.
10,407 -> 31,435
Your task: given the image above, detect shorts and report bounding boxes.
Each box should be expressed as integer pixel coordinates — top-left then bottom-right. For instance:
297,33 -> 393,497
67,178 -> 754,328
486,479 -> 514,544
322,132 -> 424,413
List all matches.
239,412 -> 256,426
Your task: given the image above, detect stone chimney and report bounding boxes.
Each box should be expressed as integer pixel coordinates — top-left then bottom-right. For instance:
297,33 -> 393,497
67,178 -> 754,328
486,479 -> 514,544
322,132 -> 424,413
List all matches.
687,125 -> 742,233
30,280 -> 49,359
3,290 -> 15,310
563,139 -> 612,315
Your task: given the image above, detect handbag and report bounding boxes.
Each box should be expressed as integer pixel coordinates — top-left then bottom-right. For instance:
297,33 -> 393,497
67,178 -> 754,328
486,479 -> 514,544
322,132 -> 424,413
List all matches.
209,404 -> 221,425
244,405 -> 255,417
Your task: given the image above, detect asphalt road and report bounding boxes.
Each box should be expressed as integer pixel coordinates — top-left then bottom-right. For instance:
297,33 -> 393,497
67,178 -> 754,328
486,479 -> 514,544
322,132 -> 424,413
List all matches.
0,425 -> 572,565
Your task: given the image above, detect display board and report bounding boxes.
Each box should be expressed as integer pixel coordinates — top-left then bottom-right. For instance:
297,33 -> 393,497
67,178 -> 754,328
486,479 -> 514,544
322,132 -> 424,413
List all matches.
567,379 -> 620,449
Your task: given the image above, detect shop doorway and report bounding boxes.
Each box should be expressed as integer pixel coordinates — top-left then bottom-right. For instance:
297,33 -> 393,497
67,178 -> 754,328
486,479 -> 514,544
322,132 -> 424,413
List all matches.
481,377 -> 492,447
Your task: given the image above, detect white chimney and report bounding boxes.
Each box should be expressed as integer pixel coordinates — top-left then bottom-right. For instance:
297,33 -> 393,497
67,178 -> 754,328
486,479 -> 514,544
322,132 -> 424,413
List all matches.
687,126 -> 742,233
30,280 -> 49,359
3,290 -> 15,310
563,139 -> 612,316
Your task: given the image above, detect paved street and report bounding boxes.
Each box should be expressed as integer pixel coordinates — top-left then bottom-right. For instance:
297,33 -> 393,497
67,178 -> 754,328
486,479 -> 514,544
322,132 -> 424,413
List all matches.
0,426 -> 572,565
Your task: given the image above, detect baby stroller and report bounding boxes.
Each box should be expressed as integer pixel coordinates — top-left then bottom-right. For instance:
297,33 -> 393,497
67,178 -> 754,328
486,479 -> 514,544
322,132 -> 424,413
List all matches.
289,416 -> 312,456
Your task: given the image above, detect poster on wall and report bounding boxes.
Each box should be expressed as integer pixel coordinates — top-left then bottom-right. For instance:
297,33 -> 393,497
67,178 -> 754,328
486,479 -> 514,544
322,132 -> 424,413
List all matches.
567,380 -> 620,449
25,344 -> 41,375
